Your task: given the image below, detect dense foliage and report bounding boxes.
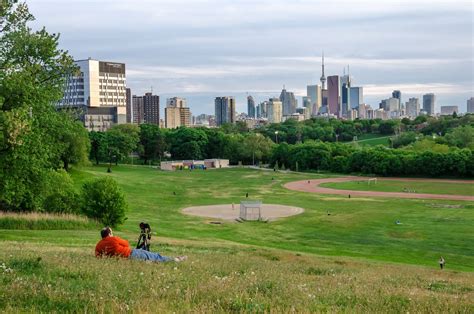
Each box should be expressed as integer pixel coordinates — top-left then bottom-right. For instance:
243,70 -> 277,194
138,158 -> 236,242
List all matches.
82,177 -> 127,227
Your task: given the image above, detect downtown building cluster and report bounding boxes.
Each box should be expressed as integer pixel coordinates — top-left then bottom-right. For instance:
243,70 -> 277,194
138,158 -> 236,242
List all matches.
58,58 -> 474,131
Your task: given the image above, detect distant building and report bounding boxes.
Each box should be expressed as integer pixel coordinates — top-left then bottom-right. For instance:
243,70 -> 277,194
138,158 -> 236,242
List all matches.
341,82 -> 350,117
405,98 -> 420,118
257,101 -> 268,118
327,75 -> 341,117
374,108 -> 389,120
392,90 -> 401,104
215,96 -> 236,126
423,93 -> 435,116
126,88 -> 132,123
143,93 -> 160,124
267,98 -> 283,123
247,95 -> 256,118
358,103 -> 371,119
306,85 -> 322,116
296,106 -> 310,120
380,97 -> 400,112
349,87 -> 363,110
468,97 -> 474,113
131,95 -> 144,124
59,58 -> 127,131
165,97 -> 191,128
440,106 -> 458,115
279,88 -> 297,116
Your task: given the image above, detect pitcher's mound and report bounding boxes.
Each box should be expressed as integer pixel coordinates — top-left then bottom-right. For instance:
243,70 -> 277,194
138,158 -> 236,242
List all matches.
182,204 -> 304,221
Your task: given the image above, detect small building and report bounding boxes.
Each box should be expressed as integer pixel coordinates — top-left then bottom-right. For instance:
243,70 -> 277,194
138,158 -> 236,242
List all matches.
160,159 -> 229,171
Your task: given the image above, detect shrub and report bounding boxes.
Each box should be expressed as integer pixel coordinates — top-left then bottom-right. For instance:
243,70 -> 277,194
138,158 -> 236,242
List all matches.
82,177 -> 127,227
42,170 -> 81,214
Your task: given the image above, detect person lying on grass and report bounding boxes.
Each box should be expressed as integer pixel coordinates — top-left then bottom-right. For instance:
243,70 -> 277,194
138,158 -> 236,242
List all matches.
95,227 -> 187,262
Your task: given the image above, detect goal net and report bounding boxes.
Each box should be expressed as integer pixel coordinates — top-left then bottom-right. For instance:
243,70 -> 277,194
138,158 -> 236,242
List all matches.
240,200 -> 262,221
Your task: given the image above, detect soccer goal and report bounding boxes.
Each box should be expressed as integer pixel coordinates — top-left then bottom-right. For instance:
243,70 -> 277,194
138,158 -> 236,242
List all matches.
367,178 -> 377,185
240,200 -> 262,221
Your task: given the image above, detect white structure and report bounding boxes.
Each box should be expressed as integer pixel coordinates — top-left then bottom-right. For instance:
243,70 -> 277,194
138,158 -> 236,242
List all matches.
306,84 -> 322,116
160,159 -> 229,171
59,58 -> 127,131
239,200 -> 262,221
267,98 -> 283,123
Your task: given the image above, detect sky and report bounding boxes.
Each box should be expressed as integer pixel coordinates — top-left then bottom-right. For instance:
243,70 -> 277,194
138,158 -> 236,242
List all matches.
28,0 -> 474,115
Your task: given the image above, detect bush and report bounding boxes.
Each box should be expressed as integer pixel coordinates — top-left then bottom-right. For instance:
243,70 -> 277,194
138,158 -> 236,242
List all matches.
42,170 -> 81,214
82,177 -> 127,227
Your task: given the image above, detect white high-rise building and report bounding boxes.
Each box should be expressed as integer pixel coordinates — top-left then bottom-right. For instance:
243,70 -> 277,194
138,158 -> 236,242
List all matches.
267,98 -> 282,123
405,98 -> 420,118
466,97 -> 474,113
59,58 -> 127,131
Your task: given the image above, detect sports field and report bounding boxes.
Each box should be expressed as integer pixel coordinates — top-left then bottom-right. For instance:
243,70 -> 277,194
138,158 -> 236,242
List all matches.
1,165 -> 473,312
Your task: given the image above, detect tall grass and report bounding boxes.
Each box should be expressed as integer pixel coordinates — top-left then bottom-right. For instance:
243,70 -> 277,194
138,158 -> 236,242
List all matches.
0,212 -> 98,230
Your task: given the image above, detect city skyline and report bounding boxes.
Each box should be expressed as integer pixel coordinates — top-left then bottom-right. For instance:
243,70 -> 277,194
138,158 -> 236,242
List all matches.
29,0 -> 473,115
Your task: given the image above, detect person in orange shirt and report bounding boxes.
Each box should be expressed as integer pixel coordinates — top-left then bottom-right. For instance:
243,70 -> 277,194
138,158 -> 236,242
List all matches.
95,227 -> 187,262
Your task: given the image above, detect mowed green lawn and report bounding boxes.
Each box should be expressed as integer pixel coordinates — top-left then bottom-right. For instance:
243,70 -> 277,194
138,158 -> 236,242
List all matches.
321,180 -> 474,196
353,134 -> 390,146
2,165 -> 471,271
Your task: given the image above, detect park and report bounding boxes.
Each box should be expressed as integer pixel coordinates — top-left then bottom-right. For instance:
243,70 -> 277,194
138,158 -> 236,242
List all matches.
1,165 -> 473,312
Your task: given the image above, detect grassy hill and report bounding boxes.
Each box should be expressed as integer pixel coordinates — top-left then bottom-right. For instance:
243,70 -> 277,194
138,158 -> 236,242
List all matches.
0,165 -> 473,312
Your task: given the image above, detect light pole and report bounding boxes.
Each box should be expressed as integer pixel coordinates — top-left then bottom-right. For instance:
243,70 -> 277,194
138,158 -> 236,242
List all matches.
335,133 -> 339,142
275,131 -> 279,144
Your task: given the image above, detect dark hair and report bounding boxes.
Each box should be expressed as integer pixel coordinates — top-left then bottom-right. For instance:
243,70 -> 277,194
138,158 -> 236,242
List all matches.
100,227 -> 112,238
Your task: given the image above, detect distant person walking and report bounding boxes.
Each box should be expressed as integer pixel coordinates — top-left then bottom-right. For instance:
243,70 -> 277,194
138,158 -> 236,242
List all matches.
439,256 -> 445,269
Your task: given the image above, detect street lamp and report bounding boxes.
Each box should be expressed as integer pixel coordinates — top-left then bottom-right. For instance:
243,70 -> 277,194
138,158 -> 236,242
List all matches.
275,131 -> 279,144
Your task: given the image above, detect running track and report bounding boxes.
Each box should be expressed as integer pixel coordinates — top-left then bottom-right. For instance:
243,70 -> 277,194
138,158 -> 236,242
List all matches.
284,176 -> 474,201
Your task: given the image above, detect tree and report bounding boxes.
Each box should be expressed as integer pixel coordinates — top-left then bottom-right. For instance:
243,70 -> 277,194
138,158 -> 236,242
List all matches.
139,124 -> 167,164
82,177 -> 127,227
89,131 -> 106,165
104,124 -> 140,167
0,0 -> 76,211
243,133 -> 274,165
168,127 -> 208,160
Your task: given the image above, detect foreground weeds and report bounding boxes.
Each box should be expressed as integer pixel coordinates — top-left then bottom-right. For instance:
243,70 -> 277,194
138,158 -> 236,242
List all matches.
0,240 -> 472,313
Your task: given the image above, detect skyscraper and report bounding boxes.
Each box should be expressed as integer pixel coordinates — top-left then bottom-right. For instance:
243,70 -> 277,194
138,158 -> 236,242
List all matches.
306,85 -> 322,116
165,97 -> 190,128
247,95 -> 256,118
280,88 -> 297,116
392,90 -> 401,104
422,93 -> 436,116
215,96 -> 236,126
267,98 -> 282,123
59,58 -> 127,131
327,75 -> 341,116
406,98 -> 420,118
349,87 -> 363,109
126,88 -> 132,123
131,95 -> 144,124
467,97 -> 474,113
440,106 -> 458,115
143,93 -> 160,125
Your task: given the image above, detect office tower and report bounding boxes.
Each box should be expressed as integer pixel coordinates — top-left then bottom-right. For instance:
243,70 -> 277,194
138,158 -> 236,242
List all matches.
380,97 -> 400,112
59,58 -> 127,131
422,93 -> 435,116
142,93 -> 160,125
215,96 -> 236,126
349,87 -> 363,109
468,97 -> 474,113
392,90 -> 401,106
306,85 -> 322,116
280,88 -> 297,116
165,97 -> 191,128
302,96 -> 312,116
341,82 -> 350,116
296,106 -> 310,120
256,104 -> 261,118
126,88 -> 132,123
247,95 -> 256,118
440,106 -> 458,115
320,52 -> 326,90
321,89 -> 328,109
327,75 -> 341,116
267,98 -> 283,123
358,103 -> 371,119
405,98 -> 420,118
257,101 -> 268,118
131,95 -> 144,124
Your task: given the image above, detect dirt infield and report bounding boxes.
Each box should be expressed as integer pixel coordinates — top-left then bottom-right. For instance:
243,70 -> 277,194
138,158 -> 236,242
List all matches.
284,176 -> 474,201
182,204 -> 304,221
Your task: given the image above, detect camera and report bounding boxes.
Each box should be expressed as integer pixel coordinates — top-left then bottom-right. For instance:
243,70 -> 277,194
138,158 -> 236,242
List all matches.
136,222 -> 152,251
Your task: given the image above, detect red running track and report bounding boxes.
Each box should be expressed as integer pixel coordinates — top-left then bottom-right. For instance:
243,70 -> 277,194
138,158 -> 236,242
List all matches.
284,176 -> 474,201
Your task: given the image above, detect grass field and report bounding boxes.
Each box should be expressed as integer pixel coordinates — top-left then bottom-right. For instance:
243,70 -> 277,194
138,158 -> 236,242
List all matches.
1,165 -> 473,311
321,180 -> 474,196
352,134 -> 391,146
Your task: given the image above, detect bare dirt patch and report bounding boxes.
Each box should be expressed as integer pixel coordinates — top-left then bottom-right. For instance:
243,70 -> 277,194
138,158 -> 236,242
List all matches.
182,204 -> 304,221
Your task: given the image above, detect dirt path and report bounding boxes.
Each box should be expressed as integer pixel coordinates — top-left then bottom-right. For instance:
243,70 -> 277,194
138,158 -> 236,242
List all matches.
284,176 -> 474,201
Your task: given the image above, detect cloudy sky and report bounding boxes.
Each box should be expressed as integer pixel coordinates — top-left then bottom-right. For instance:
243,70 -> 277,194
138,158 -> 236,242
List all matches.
29,0 -> 473,114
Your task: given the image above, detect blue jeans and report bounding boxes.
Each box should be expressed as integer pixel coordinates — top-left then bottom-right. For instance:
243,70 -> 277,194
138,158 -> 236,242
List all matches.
130,249 -> 173,262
